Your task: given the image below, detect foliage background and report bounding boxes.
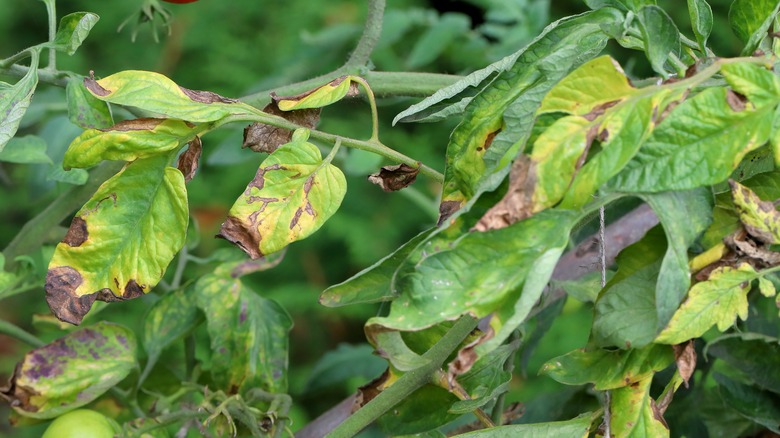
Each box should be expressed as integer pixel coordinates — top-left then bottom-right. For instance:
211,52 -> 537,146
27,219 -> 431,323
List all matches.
0,0 -> 745,436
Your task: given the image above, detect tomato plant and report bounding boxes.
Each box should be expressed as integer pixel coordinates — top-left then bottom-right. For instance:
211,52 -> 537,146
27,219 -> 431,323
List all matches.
42,410 -> 119,438
1,0 -> 780,437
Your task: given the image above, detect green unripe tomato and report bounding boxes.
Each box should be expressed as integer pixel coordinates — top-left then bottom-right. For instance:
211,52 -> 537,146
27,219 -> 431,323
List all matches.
42,409 -> 119,438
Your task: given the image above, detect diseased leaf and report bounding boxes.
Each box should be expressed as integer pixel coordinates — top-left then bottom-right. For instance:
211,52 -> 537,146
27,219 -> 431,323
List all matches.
437,9 -> 621,219
84,70 -> 257,122
610,374 -> 670,437
453,411 -> 599,437
714,373 -> 780,433
721,62 -> 780,108
449,340 -> 518,414
541,344 -> 673,390
177,136 -> 202,183
368,164 -> 419,192
320,229 -> 434,307
0,53 -> 39,153
656,264 -> 758,344
63,118 -> 196,169
729,179 -> 780,244
688,0 -> 713,52
729,0 -> 780,55
0,135 -> 53,164
707,334 -> 780,393
0,322 -> 136,419
51,12 -> 99,55
193,273 -> 292,394
143,289 -> 199,363
45,154 -> 188,325
637,5 -> 681,77
218,129 -> 346,259
607,87 -> 773,192
243,102 -> 320,153
66,77 -> 113,130
758,276 -> 776,297
273,76 -> 359,111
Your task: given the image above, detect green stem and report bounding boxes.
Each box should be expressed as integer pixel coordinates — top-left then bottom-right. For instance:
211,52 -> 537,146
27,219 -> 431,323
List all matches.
0,63 -> 69,86
43,0 -> 57,70
344,0 -> 385,69
431,369 -> 495,429
128,409 -> 203,435
0,320 -> 45,348
2,161 -> 124,269
351,76 -> 380,142
170,245 -> 189,290
326,316 -> 479,438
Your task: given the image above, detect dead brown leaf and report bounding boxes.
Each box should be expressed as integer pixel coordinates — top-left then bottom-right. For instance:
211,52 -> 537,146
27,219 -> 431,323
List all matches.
367,164 -> 419,192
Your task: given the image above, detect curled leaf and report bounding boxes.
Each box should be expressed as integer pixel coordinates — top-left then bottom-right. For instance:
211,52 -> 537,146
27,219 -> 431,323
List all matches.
177,136 -> 202,182
367,164 -> 419,192
243,102 -> 320,153
272,76 -> 360,111
729,179 -> 780,244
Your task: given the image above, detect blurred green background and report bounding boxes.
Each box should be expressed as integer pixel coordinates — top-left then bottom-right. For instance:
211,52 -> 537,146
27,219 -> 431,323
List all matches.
0,0 -> 742,436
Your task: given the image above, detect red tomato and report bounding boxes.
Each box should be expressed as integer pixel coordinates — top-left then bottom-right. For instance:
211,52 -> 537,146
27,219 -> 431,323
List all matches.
161,0 -> 199,3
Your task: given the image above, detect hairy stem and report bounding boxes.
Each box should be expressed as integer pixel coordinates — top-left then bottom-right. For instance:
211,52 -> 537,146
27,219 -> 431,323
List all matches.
326,316 -> 479,438
345,0 -> 385,68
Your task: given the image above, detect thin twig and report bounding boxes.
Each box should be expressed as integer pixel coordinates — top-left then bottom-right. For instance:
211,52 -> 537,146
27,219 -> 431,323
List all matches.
599,205 -> 611,438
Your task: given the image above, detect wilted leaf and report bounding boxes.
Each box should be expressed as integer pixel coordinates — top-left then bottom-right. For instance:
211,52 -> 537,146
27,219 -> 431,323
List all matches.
64,118 -> 196,169
177,136 -> 202,182
610,374 -> 670,437
688,0 -> 713,52
143,289 -> 199,363
84,70 -> 257,122
472,156 -> 534,231
0,135 -> 53,164
729,179 -> 780,244
242,101 -> 320,153
449,340 -> 518,414
51,12 -> 99,55
637,5 -> 680,77
218,129 -> 346,258
0,53 -> 39,153
452,411 -> 599,437
541,343 -> 673,390
273,76 -> 360,111
656,264 -> 758,344
193,273 -> 292,394
728,0 -> 780,55
66,77 -> 113,130
673,341 -> 696,387
368,164 -> 419,192
0,322 -> 136,419
46,154 -> 188,325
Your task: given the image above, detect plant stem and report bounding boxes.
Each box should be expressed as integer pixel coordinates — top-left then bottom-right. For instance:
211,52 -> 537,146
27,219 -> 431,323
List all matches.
326,316 -> 478,438
344,0 -> 385,69
0,320 -> 45,348
43,0 -> 57,70
351,77 -> 381,142
431,369 -> 495,429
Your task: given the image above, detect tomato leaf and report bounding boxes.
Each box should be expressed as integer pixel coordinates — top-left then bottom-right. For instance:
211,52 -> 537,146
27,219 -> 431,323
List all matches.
0,322 -> 136,419
0,53 -> 39,153
273,76 -> 359,111
452,411 -> 599,437
730,179 -> 780,244
50,12 -> 99,55
0,135 -> 53,164
143,289 -> 200,363
66,77 -> 113,130
728,0 -> 780,55
610,374 -> 670,437
688,0 -> 713,53
636,5 -> 680,77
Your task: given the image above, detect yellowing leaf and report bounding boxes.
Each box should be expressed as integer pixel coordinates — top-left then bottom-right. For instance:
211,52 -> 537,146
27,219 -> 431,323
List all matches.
64,118 -> 196,169
656,264 -> 757,344
84,70 -> 257,122
729,179 -> 780,244
46,154 -> 188,325
274,76 -> 360,111
219,129 -> 346,258
610,374 -> 670,437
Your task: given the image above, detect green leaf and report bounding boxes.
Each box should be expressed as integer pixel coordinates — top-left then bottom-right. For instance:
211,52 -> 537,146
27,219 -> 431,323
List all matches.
438,8 -> 621,215
368,210 -> 576,335
407,13 -> 470,69
772,105 -> 780,166
47,165 -> 89,186
758,276 -> 776,297
655,263 -> 758,344
729,0 -> 780,55
541,343 -> 673,390
721,62 -> 780,108
452,411 -> 599,437
730,179 -> 780,244
51,12 -> 99,55
193,273 -> 292,394
275,76 -> 359,111
0,52 -> 39,153
83,70 -> 258,122
642,189 -> 712,329
0,254 -> 16,293
707,334 -> 780,393
143,289 -> 200,362
0,322 -> 136,419
450,339 -> 518,414
219,129 -> 346,259
607,87 -> 773,192
45,153 -> 188,325
304,343 -> 386,393
637,5 -> 681,77
66,77 -> 113,130
688,0 -> 713,52
610,374 -> 670,437
320,229 -> 434,307
377,384 -> 459,435
552,271 -> 613,303
64,118 -> 196,169
584,0 -> 656,11
714,373 -> 780,433
0,135 -> 53,164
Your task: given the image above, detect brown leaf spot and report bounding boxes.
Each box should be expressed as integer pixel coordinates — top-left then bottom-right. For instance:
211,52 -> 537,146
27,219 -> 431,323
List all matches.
83,76 -> 109,97
473,156 -> 536,232
673,341 -> 696,388
583,100 -> 620,121
179,86 -> 238,104
650,399 -> 670,429
62,216 -> 88,247
447,325 -> 493,379
243,102 -> 320,153
217,215 -> 264,259
483,130 -> 499,151
724,229 -> 780,268
177,136 -> 202,182
354,368 -> 390,412
45,267 -> 96,325
726,90 -> 747,112
290,207 -> 304,230
438,200 -> 463,226
101,117 -> 167,132
367,164 -> 420,192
